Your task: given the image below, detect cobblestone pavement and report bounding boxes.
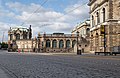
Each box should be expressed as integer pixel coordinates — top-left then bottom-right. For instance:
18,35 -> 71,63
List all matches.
0,51 -> 120,78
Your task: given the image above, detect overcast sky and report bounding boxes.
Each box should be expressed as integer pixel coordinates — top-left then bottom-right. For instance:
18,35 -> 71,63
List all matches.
0,0 -> 89,41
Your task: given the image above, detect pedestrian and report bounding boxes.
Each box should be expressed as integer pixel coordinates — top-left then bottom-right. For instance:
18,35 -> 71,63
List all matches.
22,49 -> 24,53
18,49 -> 20,53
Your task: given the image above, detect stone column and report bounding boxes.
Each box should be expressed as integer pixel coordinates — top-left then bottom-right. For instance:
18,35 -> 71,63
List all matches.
44,40 -> 46,48
64,39 -> 66,48
70,40 -> 72,48
50,40 -> 52,48
107,25 -> 112,52
57,39 -> 59,48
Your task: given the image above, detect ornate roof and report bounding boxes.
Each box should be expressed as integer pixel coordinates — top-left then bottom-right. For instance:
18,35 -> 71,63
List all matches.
10,27 -> 29,32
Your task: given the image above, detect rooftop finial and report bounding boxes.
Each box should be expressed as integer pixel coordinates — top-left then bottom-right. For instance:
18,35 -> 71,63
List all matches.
30,25 -> 31,28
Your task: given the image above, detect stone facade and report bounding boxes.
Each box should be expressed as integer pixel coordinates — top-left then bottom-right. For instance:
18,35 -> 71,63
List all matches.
8,27 -> 79,53
71,20 -> 91,53
88,0 -> 120,52
8,25 -> 32,40
72,20 -> 90,38
8,25 -> 36,52
37,33 -> 77,53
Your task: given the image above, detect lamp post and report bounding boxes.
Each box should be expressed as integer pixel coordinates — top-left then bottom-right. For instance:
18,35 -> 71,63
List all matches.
38,38 -> 40,52
76,31 -> 79,55
37,33 -> 41,53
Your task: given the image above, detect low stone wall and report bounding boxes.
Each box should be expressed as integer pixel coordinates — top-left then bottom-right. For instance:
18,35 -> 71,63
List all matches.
17,48 -> 33,52
44,48 -> 74,53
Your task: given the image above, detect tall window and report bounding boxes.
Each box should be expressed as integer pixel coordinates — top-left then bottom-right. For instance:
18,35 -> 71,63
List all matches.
96,12 -> 100,24
92,15 -> 94,27
23,34 -> 27,39
103,8 -> 105,22
52,40 -> 57,48
59,40 -> 64,48
10,34 -> 13,40
72,40 -> 76,48
16,33 -> 20,40
66,40 -> 70,48
46,39 -> 50,48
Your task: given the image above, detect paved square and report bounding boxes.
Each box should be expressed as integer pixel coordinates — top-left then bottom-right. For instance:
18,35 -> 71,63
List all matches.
0,51 -> 120,78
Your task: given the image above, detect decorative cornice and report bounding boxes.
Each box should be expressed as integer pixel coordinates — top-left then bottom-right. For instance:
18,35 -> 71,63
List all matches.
88,0 -> 96,6
89,0 -> 109,13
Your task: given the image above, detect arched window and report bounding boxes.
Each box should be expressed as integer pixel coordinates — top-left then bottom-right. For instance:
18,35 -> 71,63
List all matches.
92,15 -> 94,27
16,33 -> 20,40
10,34 -> 13,40
66,40 -> 70,48
23,33 -> 27,39
52,40 -> 57,48
103,8 -> 105,22
46,39 -> 50,48
72,40 -> 76,48
96,12 -> 100,24
86,28 -> 90,34
59,40 -> 64,48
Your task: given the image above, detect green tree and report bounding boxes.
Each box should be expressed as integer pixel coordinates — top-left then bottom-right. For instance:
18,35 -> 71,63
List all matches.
1,42 -> 8,48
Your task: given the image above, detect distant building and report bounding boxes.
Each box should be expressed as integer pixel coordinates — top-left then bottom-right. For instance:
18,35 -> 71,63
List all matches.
8,26 -> 79,53
88,0 -> 120,52
72,20 -> 90,38
71,20 -> 91,53
8,23 -> 91,53
8,25 -> 36,52
37,33 -> 78,53
8,25 -> 32,40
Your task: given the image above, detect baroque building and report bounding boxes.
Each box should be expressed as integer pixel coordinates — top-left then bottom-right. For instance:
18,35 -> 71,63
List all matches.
8,25 -> 32,40
88,0 -> 120,52
8,25 -> 36,52
8,26 -> 79,53
37,33 -> 77,53
72,20 -> 90,38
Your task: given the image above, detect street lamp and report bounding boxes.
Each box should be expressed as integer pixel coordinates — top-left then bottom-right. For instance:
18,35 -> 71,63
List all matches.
76,31 -> 79,55
38,38 -> 40,52
37,33 -> 41,53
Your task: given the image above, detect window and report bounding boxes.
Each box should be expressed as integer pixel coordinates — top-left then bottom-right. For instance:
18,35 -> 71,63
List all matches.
23,34 -> 27,39
96,12 -> 100,24
103,8 -> 105,22
52,40 -> 57,48
59,40 -> 64,48
72,40 -> 76,48
86,28 -> 90,34
42,42 -> 44,47
16,33 -> 20,40
10,34 -> 13,40
66,40 -> 70,48
92,15 -> 94,27
46,39 -> 50,48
